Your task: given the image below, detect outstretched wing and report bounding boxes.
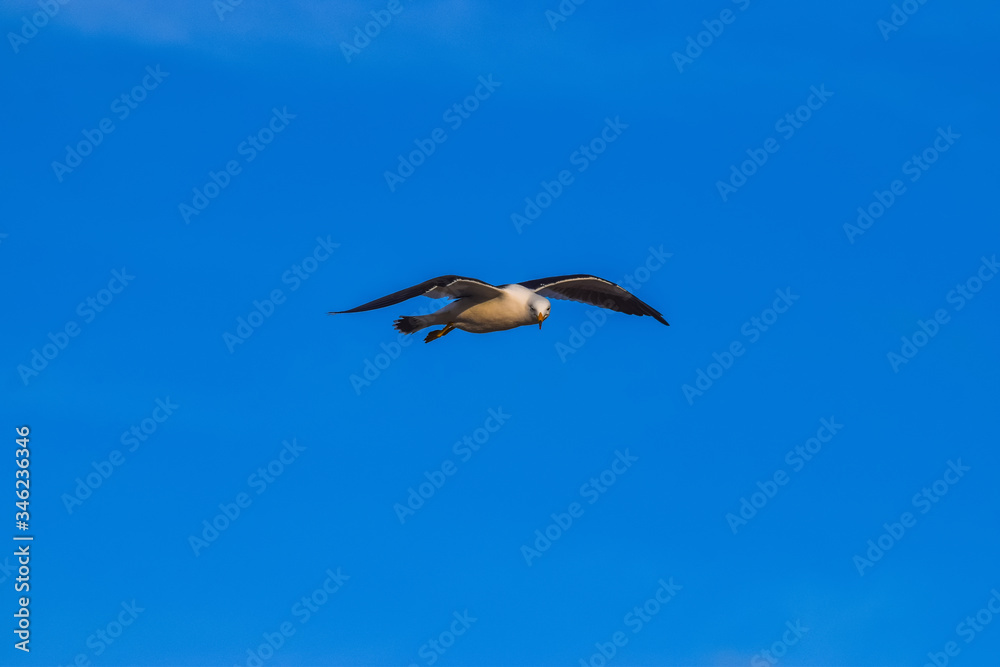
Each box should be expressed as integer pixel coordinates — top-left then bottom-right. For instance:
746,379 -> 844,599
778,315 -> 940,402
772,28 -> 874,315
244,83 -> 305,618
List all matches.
519,274 -> 669,326
329,276 -> 504,314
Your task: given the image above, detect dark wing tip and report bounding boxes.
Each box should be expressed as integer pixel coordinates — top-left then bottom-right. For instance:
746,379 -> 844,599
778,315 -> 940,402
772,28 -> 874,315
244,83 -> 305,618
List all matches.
644,304 -> 669,327
640,305 -> 669,326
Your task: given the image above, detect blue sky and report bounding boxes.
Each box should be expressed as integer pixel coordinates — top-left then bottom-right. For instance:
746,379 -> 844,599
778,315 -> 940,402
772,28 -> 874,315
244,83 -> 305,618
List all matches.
2,1 -> 998,665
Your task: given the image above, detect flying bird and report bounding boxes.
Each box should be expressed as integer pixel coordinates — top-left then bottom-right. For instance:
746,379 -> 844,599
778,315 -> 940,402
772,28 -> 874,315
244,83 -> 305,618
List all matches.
329,275 -> 668,343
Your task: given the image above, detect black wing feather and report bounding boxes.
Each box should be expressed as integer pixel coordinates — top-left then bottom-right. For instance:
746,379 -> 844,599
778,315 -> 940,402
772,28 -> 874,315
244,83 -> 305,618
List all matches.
329,275 -> 499,314
519,274 -> 669,326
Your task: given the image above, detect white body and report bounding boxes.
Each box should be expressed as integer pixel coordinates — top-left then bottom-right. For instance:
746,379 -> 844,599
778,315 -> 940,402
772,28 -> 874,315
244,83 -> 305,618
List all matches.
422,284 -> 549,333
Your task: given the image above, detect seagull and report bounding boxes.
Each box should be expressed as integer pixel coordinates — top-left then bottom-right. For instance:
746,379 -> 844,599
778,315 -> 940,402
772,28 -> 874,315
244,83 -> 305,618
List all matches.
329,275 -> 668,343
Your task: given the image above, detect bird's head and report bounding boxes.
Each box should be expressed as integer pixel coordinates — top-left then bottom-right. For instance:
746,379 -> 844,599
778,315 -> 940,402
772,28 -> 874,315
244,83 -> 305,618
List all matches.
528,296 -> 551,329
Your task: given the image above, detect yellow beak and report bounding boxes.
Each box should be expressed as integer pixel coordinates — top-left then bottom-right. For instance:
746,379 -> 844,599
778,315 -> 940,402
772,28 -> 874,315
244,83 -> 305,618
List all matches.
538,312 -> 547,329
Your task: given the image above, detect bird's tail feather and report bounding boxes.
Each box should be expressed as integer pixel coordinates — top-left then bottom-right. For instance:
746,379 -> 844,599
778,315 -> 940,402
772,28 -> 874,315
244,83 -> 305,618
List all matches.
394,316 -> 428,334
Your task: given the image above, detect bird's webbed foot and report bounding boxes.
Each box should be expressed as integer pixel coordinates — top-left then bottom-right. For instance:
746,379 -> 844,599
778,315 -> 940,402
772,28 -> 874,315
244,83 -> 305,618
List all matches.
424,323 -> 456,343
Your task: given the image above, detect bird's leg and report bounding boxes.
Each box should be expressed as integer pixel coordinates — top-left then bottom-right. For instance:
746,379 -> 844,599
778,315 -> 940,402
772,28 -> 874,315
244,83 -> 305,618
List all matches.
424,322 -> 456,343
